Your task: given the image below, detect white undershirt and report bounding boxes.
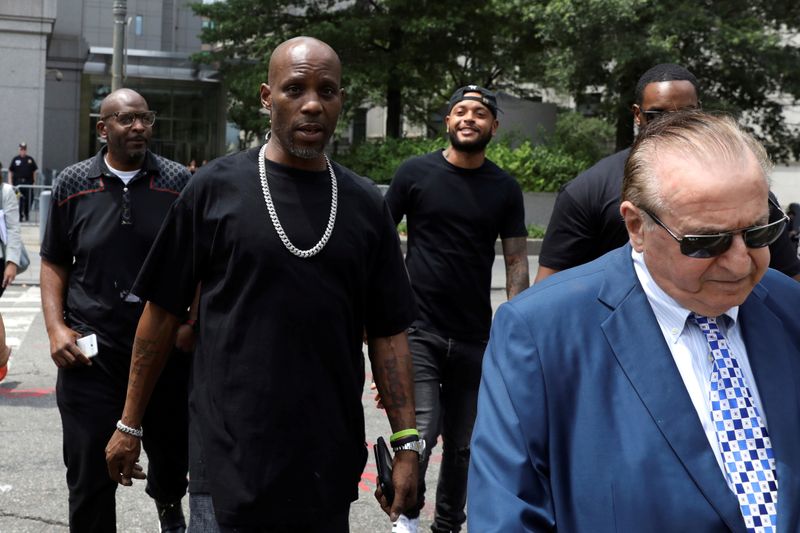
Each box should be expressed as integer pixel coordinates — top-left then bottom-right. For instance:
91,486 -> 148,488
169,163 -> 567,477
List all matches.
631,248 -> 767,476
104,155 -> 140,185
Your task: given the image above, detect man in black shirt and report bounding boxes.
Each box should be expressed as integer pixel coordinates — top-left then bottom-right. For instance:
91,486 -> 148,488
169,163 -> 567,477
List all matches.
385,86 -> 529,533
536,64 -> 800,282
41,89 -> 191,532
8,142 -> 37,221
105,37 -> 419,532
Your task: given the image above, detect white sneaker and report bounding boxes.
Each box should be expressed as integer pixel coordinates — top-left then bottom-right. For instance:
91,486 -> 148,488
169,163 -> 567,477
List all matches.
392,514 -> 419,533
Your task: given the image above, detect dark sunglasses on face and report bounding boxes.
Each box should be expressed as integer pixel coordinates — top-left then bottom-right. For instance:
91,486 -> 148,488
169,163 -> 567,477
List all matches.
101,111 -> 157,127
641,199 -> 789,258
642,106 -> 700,122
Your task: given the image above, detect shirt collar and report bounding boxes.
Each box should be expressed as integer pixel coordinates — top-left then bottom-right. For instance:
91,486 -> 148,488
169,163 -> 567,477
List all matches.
88,146 -> 159,180
631,248 -> 738,339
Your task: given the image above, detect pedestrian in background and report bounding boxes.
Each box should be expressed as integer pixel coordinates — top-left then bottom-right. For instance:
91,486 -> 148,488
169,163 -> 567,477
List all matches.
8,142 -> 37,222
40,88 -> 191,533
383,85 -> 529,533
0,180 -> 22,296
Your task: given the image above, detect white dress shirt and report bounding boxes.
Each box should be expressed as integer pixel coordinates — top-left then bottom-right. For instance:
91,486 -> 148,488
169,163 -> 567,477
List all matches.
631,248 -> 768,478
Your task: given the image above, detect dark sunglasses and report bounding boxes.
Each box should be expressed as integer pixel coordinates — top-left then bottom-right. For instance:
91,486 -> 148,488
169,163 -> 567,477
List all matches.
641,199 -> 789,258
100,111 -> 157,127
642,106 -> 700,122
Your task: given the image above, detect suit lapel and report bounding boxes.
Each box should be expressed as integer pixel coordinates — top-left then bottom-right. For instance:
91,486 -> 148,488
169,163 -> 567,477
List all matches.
739,290 -> 800,532
598,247 -> 745,532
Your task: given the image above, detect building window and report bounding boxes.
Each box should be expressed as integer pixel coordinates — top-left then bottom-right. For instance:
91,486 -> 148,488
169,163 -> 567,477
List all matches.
134,15 -> 143,36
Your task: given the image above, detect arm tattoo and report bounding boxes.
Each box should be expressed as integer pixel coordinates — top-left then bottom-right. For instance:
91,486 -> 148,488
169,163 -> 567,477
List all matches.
129,337 -> 160,382
503,237 -> 530,299
378,355 -> 407,410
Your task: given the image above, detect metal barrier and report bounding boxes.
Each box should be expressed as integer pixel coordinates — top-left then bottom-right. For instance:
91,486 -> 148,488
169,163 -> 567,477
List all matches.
39,190 -> 51,244
11,184 -> 53,225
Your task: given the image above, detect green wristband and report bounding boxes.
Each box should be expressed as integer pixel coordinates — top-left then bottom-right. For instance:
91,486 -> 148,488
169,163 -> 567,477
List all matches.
390,428 -> 420,443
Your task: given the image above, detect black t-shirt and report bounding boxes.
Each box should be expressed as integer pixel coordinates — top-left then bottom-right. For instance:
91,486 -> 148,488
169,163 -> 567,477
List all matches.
10,154 -> 37,184
539,148 -> 800,277
132,148 -> 416,525
40,149 -> 190,376
539,148 -> 630,271
385,150 -> 527,341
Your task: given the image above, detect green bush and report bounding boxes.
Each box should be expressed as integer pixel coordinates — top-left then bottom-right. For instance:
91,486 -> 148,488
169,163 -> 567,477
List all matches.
336,137 -> 446,184
527,224 -> 547,238
337,112 -> 614,192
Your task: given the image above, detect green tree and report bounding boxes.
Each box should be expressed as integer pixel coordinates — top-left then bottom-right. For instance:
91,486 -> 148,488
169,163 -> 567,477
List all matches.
191,0 -> 540,142
524,0 -> 800,160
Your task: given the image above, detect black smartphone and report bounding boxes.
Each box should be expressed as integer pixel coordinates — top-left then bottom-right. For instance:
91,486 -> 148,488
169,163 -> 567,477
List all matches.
374,436 -> 394,505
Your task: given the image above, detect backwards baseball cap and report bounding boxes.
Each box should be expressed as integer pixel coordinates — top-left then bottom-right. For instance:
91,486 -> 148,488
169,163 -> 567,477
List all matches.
448,85 -> 499,117
18,142 -> 27,149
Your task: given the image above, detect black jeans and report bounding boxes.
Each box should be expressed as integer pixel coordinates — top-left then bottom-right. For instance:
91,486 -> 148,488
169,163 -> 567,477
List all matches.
406,326 -> 486,533
56,348 -> 190,532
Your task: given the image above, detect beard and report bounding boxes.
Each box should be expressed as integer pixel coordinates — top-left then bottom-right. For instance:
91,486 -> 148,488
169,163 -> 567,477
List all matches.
271,120 -> 329,160
448,128 -> 492,153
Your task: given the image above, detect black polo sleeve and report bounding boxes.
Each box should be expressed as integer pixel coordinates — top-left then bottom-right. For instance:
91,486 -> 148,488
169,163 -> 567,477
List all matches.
40,179 -> 74,266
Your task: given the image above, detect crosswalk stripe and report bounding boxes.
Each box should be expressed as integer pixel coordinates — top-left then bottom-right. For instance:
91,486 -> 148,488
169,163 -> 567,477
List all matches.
0,286 -> 40,349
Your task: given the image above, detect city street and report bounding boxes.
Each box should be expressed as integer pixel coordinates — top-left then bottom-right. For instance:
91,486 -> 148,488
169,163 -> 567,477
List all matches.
0,223 -> 533,532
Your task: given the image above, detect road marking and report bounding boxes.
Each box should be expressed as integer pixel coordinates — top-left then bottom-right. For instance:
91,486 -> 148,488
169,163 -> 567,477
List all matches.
0,286 -> 40,349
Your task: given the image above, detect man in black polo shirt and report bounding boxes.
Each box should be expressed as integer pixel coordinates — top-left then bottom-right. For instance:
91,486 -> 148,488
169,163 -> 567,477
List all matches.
105,37 -> 419,532
535,63 -> 800,282
41,88 -> 191,533
8,142 -> 37,221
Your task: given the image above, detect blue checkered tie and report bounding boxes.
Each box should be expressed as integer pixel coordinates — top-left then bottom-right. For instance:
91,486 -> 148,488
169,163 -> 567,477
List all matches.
691,314 -> 778,533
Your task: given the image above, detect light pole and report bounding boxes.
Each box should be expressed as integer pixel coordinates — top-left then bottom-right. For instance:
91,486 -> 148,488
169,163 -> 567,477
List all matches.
112,0 -> 127,91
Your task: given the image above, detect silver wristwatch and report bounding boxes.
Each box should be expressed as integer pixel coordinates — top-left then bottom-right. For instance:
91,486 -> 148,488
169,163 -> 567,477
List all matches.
392,439 -> 426,455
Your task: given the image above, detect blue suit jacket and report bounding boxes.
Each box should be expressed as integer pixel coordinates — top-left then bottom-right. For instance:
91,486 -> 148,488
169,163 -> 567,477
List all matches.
468,245 -> 800,532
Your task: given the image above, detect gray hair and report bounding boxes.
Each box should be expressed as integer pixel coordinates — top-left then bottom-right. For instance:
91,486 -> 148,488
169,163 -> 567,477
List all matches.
622,111 -> 772,216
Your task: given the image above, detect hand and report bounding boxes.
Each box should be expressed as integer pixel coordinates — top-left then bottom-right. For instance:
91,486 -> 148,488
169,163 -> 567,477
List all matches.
105,430 -> 146,486
48,325 -> 92,368
3,262 -> 17,288
174,323 -> 195,352
0,345 -> 10,368
375,450 -> 418,521
370,381 -> 385,410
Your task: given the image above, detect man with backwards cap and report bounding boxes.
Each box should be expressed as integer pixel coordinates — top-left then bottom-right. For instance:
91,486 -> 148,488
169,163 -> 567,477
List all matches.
384,85 -> 529,533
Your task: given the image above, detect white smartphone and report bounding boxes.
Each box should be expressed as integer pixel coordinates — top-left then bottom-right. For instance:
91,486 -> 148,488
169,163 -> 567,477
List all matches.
76,333 -> 99,358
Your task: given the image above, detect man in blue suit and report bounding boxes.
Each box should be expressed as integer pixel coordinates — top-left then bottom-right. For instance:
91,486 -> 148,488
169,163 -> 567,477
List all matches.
468,111 -> 800,532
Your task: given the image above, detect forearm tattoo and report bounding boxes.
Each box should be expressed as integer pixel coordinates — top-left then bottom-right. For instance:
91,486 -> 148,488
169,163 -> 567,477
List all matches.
378,355 -> 408,410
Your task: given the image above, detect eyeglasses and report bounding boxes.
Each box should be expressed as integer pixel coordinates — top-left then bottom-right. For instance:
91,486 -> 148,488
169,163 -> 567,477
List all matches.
641,199 -> 789,258
100,111 -> 157,127
642,106 -> 700,122
642,110 -> 667,121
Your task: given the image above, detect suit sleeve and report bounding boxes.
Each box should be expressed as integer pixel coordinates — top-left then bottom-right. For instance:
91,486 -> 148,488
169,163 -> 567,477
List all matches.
468,302 -> 555,532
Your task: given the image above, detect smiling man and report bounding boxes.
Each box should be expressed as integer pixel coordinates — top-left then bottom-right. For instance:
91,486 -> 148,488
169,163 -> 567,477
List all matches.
41,88 -> 191,532
104,37 -> 419,532
384,85 -> 529,533
469,111 -> 800,532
